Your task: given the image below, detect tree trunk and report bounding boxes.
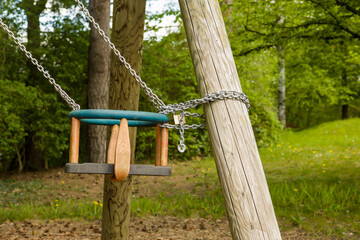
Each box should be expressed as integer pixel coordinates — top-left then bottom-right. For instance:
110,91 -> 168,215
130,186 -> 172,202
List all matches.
277,45 -> 286,126
87,0 -> 111,163
342,104 -> 349,119
21,0 -> 48,170
179,0 -> 281,239
101,0 -> 145,239
341,71 -> 349,120
14,143 -> 23,173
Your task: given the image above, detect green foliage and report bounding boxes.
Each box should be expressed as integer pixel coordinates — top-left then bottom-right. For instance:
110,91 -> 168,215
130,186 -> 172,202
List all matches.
0,2 -> 89,171
225,0 -> 360,128
137,27 -> 212,161
0,80 -> 38,171
233,50 -> 282,146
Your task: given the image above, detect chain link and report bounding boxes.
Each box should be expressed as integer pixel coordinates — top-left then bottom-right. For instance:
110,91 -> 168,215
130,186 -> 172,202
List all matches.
73,0 -> 252,152
73,0 -> 166,110
0,18 -> 80,111
1,4 -> 251,153
158,90 -> 250,152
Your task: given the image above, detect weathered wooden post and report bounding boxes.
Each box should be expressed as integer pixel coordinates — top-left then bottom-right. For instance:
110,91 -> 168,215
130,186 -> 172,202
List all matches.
178,0 -> 282,239
101,0 -> 146,239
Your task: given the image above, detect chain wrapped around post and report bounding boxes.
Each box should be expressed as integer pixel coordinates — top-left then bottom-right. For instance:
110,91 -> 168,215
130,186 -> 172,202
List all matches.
0,5 -> 251,152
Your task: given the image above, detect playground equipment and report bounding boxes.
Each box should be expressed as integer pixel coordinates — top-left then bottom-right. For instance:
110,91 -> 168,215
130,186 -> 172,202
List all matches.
0,0 -> 282,239
66,109 -> 171,181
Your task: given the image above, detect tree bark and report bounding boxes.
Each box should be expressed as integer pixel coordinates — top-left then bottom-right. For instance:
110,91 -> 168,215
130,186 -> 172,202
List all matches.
21,0 -> 48,170
87,0 -> 111,163
341,71 -> 349,120
101,0 -> 145,239
342,104 -> 349,119
179,0 -> 281,239
277,45 -> 286,127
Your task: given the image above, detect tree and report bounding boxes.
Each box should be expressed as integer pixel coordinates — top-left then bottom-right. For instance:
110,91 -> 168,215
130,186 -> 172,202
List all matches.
226,0 -> 360,127
0,0 -> 89,171
101,0 -> 146,239
87,0 -> 111,163
18,0 -> 48,170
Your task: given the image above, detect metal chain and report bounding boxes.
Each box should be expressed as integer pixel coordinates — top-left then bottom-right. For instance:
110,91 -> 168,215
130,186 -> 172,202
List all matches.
1,4 -> 252,153
73,0 -> 166,110
159,90 -> 250,114
73,0 -> 251,152
0,18 -> 80,111
158,91 -> 250,152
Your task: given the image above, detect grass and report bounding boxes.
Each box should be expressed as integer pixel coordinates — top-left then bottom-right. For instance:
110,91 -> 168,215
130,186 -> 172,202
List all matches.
0,118 -> 359,238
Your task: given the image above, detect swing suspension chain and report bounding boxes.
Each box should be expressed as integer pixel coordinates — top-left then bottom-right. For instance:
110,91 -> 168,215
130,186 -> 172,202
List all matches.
0,18 -> 81,111
0,3 -> 251,152
74,0 -> 166,110
74,0 -> 251,152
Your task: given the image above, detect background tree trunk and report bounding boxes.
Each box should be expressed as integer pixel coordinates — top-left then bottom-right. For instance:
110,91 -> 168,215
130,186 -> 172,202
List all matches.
101,0 -> 146,239
277,45 -> 286,126
87,0 -> 111,163
342,105 -> 349,119
179,0 -> 281,239
21,0 -> 48,170
341,71 -> 349,119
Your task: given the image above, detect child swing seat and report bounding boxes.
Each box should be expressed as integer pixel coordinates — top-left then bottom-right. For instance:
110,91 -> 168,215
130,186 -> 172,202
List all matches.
65,109 -> 171,181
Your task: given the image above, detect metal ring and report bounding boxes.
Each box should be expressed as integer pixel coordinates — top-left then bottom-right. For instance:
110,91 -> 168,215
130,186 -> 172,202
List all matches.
177,144 -> 186,153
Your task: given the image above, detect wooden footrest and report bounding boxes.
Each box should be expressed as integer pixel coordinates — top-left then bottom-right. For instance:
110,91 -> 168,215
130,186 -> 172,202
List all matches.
65,163 -> 171,176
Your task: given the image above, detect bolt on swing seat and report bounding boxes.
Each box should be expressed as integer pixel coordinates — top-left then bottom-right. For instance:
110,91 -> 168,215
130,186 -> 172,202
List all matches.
65,109 -> 171,181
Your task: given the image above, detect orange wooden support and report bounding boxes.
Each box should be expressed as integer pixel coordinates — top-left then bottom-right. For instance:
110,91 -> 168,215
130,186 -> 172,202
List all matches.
107,124 -> 119,164
155,125 -> 162,166
160,126 -> 169,166
114,119 -> 131,182
69,117 -> 80,164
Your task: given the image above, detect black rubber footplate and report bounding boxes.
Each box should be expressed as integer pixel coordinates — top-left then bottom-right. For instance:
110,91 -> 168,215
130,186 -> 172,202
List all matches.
65,163 -> 171,176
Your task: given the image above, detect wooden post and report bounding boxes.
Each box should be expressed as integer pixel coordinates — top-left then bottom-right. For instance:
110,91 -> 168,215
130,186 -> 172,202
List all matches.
155,125 -> 161,166
101,0 -> 146,239
69,118 -> 80,164
160,127 -> 168,166
178,1 -> 282,239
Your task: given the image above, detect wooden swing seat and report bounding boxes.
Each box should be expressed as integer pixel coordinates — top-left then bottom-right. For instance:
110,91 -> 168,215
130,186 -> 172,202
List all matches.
65,109 -> 171,181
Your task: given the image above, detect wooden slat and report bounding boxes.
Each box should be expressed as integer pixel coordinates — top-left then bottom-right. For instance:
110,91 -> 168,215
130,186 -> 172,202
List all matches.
107,125 -> 119,164
114,119 -> 131,182
69,118 -> 80,164
155,125 -> 162,166
160,126 -> 169,166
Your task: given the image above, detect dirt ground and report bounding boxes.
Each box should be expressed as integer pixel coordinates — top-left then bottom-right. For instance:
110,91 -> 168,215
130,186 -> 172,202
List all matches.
0,217 -> 328,240
0,168 -> 340,240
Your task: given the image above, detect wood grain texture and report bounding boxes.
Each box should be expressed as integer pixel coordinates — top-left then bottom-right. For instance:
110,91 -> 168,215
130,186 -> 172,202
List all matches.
178,0 -> 282,239
102,0 -> 146,239
87,0 -> 111,163
160,127 -> 169,166
69,118 -> 80,164
114,119 -> 131,182
107,125 -> 119,164
155,125 -> 161,166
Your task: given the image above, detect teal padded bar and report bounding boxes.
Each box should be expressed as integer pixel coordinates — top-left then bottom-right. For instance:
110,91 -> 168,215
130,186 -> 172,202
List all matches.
80,118 -> 158,127
69,109 -> 169,123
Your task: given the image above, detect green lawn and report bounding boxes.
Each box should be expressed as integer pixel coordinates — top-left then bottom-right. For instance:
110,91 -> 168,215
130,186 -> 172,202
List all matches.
262,118 -> 360,236
0,118 -> 359,238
